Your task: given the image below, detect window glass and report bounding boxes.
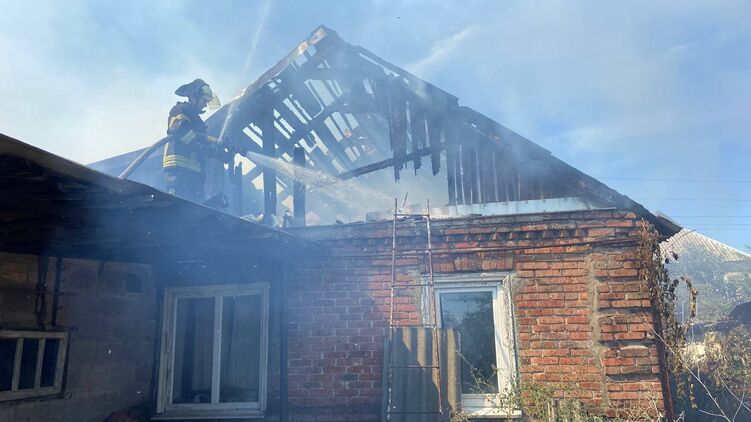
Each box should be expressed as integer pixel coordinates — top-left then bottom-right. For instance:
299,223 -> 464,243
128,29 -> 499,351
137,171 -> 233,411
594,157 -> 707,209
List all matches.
220,295 -> 262,403
172,297 -> 215,404
0,339 -> 16,392
439,291 -> 497,393
40,339 -> 60,388
18,339 -> 39,390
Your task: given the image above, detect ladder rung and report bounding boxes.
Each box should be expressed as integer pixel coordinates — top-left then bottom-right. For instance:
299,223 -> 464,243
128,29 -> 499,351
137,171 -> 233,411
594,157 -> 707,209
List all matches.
388,411 -> 443,414
390,365 -> 439,369
388,327 -> 438,330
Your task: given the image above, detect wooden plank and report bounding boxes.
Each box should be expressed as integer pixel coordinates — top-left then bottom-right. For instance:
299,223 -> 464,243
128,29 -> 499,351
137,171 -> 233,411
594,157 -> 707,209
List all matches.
427,112 -> 443,175
491,148 -> 501,203
495,150 -> 512,202
34,338 -> 45,389
11,339 -> 22,391
388,79 -> 409,181
478,142 -> 496,203
336,148 -> 435,180
460,144 -> 475,204
471,144 -> 481,203
445,141 -> 457,206
444,122 -> 463,205
293,147 -> 306,226
409,105 -> 427,171
261,108 -> 277,218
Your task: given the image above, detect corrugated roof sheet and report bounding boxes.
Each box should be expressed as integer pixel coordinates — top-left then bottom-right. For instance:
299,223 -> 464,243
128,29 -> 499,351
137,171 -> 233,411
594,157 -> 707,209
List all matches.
662,229 -> 751,322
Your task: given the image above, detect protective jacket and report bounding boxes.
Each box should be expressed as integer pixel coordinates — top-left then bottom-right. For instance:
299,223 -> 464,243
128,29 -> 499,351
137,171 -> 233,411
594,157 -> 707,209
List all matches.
162,101 -> 211,173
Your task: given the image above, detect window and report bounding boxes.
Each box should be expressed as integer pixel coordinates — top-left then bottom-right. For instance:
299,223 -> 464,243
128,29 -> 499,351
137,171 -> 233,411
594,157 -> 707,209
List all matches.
431,273 -> 519,417
156,284 -> 269,419
0,330 -> 68,401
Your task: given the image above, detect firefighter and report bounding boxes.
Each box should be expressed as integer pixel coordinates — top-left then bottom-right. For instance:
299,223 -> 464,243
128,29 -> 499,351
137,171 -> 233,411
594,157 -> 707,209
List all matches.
163,78 -> 221,202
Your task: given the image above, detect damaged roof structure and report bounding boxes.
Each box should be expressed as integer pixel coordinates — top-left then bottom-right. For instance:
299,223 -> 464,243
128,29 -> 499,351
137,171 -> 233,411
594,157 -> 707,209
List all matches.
2,26 -> 682,422
92,26 -> 678,235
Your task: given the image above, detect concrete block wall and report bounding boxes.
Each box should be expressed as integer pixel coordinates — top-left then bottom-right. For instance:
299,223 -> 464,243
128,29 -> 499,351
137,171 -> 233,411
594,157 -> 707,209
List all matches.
0,252 -> 157,422
288,210 -> 666,420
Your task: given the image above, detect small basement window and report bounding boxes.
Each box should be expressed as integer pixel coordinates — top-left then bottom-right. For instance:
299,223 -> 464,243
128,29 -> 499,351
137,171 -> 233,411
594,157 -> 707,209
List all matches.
156,284 -> 269,419
0,330 -> 68,402
430,272 -> 519,418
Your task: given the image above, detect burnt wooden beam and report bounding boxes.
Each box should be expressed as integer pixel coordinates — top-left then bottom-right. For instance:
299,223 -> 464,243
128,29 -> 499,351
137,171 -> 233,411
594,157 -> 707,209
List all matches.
387,79 -> 409,181
232,161 -> 243,216
445,121 -> 463,205
445,137 -> 458,206
479,142 -> 496,203
261,107 -> 277,220
427,111 -> 444,175
293,147 -> 306,226
460,144 -> 474,204
409,105 -> 427,172
34,256 -> 50,328
336,147 -> 437,180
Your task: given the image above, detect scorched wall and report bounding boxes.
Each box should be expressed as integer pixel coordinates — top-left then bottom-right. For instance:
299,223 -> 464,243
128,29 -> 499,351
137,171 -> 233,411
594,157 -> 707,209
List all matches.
0,252 -> 156,422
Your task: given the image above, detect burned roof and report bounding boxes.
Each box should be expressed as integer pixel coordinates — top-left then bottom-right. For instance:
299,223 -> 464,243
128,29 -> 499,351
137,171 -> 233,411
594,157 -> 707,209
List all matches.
94,25 -> 680,236
0,132 -> 317,263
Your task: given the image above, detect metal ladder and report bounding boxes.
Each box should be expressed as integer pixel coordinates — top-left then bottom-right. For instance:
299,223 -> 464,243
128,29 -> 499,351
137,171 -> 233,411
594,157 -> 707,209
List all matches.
385,199 -> 444,421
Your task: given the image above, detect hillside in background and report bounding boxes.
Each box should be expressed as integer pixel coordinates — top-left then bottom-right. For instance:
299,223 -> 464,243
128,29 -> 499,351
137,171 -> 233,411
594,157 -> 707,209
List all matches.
662,229 -> 751,323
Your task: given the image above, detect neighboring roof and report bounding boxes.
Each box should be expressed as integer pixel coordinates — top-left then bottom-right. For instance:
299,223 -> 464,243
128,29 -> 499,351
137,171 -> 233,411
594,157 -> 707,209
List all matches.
91,25 -> 680,236
0,133 -> 316,263
663,229 -> 751,264
662,229 -> 751,322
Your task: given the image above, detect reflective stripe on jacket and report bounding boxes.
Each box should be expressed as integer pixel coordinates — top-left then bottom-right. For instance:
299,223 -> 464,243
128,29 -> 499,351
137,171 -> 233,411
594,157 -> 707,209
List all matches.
163,101 -> 208,173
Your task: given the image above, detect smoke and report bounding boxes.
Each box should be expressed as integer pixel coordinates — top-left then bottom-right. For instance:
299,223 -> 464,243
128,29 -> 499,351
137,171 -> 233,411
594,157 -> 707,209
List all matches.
243,151 -> 393,218
2,0 -> 749,246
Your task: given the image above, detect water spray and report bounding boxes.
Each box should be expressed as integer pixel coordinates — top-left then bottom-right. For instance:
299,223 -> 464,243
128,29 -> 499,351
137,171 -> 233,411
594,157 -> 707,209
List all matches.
242,150 -> 392,208
217,0 -> 274,143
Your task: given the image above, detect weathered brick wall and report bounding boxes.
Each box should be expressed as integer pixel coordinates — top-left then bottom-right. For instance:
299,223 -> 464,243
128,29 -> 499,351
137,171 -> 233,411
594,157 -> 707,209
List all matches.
0,252 -> 156,422
288,210 -> 666,420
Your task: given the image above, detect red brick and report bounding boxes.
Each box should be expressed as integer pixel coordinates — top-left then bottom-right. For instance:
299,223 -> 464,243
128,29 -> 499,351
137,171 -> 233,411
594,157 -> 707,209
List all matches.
282,214 -> 664,419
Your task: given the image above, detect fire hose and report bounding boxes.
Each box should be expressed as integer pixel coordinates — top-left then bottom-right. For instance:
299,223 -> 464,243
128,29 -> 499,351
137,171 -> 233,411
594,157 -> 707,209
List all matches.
118,136 -> 246,180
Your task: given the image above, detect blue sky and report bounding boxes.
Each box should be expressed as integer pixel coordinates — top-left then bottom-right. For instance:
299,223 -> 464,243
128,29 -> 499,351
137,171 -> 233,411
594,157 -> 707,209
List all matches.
0,0 -> 749,250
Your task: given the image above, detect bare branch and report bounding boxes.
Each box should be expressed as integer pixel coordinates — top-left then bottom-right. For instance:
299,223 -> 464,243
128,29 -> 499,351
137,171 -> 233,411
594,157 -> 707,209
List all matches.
731,384 -> 745,421
652,327 -> 732,421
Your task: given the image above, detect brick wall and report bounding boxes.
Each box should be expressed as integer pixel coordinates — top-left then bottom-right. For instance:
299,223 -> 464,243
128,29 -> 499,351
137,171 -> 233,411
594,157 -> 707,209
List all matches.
288,210 -> 666,420
0,252 -> 156,422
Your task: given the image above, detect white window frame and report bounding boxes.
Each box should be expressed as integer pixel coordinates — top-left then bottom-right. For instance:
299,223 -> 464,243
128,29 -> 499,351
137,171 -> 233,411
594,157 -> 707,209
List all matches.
429,272 -> 520,418
0,330 -> 68,402
156,283 -> 269,420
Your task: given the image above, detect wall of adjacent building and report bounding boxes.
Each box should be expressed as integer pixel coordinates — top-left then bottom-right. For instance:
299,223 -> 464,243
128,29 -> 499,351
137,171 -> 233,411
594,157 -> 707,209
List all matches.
0,252 -> 157,422
288,210 -> 666,421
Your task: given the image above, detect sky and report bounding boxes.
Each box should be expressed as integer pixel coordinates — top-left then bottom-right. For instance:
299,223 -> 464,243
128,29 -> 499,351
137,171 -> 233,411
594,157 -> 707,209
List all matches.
0,0 -> 749,250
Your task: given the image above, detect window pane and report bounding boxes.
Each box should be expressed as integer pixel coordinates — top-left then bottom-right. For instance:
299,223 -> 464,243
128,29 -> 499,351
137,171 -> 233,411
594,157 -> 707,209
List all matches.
439,291 -> 498,394
220,295 -> 261,403
172,297 -> 215,404
40,339 -> 60,387
18,339 -> 39,390
0,339 -> 16,392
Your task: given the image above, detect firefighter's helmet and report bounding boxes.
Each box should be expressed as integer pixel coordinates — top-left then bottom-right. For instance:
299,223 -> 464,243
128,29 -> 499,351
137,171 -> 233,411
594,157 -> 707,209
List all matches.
175,79 -> 220,110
